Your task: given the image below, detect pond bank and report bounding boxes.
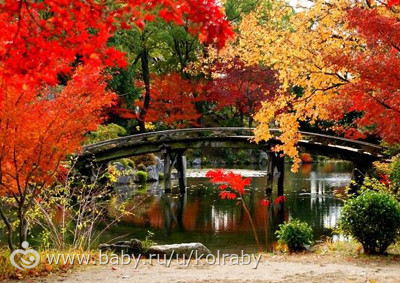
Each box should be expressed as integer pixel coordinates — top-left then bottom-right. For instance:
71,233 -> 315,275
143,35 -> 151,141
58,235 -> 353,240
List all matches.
43,252 -> 400,283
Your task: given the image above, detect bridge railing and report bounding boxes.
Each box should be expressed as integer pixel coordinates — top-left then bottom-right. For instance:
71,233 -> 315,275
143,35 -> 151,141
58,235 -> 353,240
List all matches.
81,127 -> 384,159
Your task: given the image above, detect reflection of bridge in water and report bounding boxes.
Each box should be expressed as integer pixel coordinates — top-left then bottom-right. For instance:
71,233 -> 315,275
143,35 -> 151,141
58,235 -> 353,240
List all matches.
81,127 -> 386,194
115,163 -> 350,251
309,172 -> 352,195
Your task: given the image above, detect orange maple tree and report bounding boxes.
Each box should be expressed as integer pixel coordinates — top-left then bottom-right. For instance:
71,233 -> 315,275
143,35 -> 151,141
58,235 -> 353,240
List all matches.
0,0 -> 233,250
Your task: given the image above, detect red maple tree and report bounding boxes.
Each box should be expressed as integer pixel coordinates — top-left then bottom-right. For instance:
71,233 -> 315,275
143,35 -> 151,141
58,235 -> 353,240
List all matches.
135,73 -> 204,128
206,59 -> 279,127
0,0 -> 233,250
327,6 -> 400,143
388,0 -> 400,7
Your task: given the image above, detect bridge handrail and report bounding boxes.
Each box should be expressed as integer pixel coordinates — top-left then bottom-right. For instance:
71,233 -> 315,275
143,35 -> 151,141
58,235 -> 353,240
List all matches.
82,127 -> 383,156
83,127 -> 254,148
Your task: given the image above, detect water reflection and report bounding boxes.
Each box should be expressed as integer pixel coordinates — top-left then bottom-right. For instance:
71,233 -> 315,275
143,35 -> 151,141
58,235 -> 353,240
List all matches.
105,162 -> 352,253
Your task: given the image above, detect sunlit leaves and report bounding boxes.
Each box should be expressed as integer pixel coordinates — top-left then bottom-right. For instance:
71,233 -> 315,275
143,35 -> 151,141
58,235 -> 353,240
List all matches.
219,0 -> 400,170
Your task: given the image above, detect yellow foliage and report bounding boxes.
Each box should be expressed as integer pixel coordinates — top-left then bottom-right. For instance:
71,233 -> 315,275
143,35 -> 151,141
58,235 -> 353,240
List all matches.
217,0 -> 395,171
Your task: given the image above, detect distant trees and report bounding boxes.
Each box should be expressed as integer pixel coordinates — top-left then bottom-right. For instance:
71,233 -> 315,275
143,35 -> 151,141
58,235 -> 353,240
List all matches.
206,59 -> 279,128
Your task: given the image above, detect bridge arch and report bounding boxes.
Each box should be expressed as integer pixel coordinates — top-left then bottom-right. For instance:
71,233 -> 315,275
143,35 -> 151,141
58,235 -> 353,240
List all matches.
80,127 -> 386,193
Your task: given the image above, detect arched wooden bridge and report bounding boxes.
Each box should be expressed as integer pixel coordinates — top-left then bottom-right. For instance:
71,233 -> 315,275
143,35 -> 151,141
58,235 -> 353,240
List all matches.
80,127 -> 386,193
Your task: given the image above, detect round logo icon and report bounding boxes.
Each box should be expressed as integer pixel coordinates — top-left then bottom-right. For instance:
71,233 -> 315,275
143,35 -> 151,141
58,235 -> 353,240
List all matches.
10,241 -> 40,270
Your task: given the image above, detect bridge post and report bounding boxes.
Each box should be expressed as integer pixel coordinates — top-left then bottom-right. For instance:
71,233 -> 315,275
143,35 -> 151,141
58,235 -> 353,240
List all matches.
266,152 -> 285,196
266,153 -> 274,195
275,153 -> 285,197
161,146 -> 187,193
176,152 -> 187,194
161,147 -> 172,193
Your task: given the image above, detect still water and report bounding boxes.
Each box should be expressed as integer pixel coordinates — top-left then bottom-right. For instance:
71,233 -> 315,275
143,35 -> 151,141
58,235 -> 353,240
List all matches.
103,162 -> 353,254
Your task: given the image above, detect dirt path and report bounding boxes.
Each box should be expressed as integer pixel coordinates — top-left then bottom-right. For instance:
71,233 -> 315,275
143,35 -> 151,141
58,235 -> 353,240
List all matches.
42,254 -> 400,283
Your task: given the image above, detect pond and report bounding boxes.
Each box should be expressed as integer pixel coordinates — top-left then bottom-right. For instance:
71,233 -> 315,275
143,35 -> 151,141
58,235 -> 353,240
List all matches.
101,161 -> 353,254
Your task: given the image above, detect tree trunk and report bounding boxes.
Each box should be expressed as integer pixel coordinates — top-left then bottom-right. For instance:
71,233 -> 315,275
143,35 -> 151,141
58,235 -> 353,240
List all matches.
249,116 -> 253,128
139,48 -> 151,133
240,197 -> 262,252
0,205 -> 14,251
18,209 -> 28,247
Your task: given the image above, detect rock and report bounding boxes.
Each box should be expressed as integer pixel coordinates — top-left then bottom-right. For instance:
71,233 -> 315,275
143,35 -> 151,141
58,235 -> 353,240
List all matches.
146,165 -> 159,182
98,239 -> 143,254
192,158 -> 202,166
147,242 -> 211,257
117,175 -> 131,184
113,162 -> 125,172
155,156 -> 164,173
259,151 -> 268,162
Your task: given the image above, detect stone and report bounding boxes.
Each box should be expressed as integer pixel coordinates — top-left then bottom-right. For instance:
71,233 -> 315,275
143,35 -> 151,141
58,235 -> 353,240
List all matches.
113,162 -> 125,172
98,239 -> 143,254
155,156 -> 164,173
259,151 -> 269,163
116,175 -> 131,184
146,165 -> 159,182
98,240 -> 211,258
192,158 -> 202,166
147,242 -> 211,257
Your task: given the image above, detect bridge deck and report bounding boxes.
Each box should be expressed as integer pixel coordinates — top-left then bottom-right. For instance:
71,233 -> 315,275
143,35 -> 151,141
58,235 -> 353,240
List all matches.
80,128 -> 385,164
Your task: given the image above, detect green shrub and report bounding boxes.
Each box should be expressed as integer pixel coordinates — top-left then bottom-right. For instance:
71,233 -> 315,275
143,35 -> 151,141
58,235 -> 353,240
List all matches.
131,154 -> 157,167
276,219 -> 313,252
136,164 -> 147,172
221,148 -> 235,164
192,149 -> 202,158
136,171 -> 148,183
237,150 -> 251,164
118,158 -> 135,169
85,123 -> 127,144
390,156 -> 400,194
158,173 -> 164,180
340,190 -> 400,255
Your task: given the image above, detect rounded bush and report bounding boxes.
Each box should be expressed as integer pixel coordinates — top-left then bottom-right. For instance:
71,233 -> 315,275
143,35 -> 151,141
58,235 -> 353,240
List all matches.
340,190 -> 400,255
136,164 -> 147,172
136,171 -> 148,184
132,154 -> 157,167
275,219 -> 313,252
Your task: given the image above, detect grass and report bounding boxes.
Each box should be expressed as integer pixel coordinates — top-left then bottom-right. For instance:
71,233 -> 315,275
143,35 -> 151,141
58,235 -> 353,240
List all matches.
314,238 -> 400,259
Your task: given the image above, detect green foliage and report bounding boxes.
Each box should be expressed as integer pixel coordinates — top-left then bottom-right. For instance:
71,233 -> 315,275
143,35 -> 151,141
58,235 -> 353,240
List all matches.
86,123 -> 127,144
357,177 -> 392,194
158,173 -> 164,180
224,0 -> 282,24
276,219 -> 313,252
23,161 -> 140,251
389,156 -> 400,193
220,148 -> 251,164
117,158 -> 136,169
237,150 -> 251,164
339,190 -> 400,255
136,171 -> 149,184
192,149 -> 202,158
382,142 -> 400,156
136,164 -> 147,172
221,148 -> 235,164
142,231 -> 156,252
131,153 -> 157,168
108,65 -> 141,105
